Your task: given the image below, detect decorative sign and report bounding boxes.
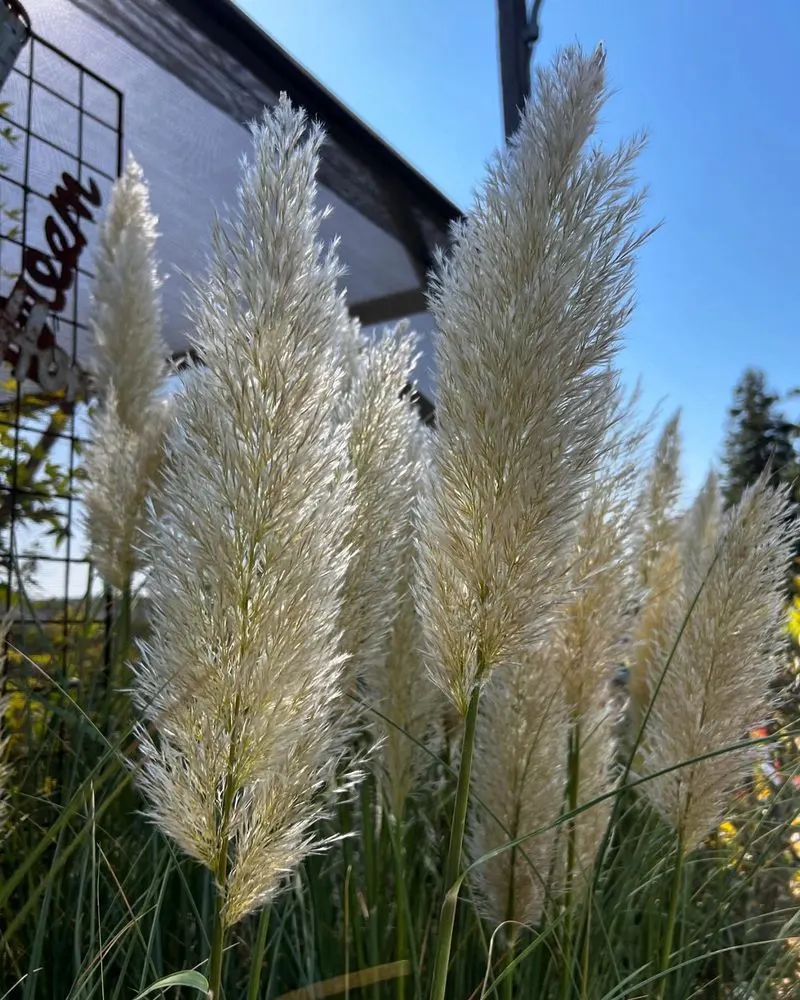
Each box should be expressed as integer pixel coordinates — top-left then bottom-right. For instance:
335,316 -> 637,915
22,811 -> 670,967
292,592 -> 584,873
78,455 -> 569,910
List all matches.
0,171 -> 102,404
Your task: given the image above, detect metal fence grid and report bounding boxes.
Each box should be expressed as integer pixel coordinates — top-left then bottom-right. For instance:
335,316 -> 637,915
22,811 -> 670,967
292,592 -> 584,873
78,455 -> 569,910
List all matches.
0,32 -> 122,673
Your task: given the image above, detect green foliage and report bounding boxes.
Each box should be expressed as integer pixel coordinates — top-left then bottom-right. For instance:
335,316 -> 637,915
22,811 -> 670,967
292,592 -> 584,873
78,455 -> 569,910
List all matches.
132,971 -> 210,999
721,368 -> 799,509
1,611 -> 799,1000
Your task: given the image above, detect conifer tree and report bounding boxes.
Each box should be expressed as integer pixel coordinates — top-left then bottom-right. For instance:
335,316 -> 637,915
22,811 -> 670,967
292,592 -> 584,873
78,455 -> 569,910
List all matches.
721,368 -> 798,508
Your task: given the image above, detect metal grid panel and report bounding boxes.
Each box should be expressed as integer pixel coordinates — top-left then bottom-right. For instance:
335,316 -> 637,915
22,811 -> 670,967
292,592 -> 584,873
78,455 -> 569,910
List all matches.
0,33 -> 122,671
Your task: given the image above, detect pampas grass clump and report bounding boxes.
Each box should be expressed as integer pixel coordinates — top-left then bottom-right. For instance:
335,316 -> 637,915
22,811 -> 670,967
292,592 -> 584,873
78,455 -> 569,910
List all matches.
56,40 -> 800,1000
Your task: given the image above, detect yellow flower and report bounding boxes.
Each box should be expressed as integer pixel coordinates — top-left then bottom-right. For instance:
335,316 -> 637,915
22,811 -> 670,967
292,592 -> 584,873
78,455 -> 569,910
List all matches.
786,585 -> 800,645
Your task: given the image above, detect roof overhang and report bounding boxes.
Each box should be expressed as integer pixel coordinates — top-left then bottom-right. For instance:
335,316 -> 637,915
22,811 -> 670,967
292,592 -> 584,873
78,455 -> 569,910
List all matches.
10,0 -> 463,398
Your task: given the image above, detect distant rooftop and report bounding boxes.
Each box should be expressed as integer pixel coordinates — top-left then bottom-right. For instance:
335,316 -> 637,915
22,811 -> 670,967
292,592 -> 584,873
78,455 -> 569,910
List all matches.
10,0 -> 464,398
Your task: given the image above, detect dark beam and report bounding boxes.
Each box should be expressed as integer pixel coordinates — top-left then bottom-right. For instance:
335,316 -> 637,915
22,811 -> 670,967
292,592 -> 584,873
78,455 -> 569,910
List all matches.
167,286 -> 427,346
349,288 -> 427,328
378,174 -> 436,287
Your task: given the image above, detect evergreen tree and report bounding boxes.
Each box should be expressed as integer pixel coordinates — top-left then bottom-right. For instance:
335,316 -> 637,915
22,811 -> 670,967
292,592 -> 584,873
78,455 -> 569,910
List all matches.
721,368 -> 798,508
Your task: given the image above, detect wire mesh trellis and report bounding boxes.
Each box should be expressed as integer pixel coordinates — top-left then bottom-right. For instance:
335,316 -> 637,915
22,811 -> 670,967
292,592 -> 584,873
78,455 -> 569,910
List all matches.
0,32 -> 122,679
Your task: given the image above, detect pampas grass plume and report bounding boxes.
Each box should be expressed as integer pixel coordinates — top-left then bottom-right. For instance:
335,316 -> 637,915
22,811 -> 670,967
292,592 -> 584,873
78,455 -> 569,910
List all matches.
417,44 -> 651,715
132,96 -> 359,926
637,473 -> 796,848
84,154 -> 170,591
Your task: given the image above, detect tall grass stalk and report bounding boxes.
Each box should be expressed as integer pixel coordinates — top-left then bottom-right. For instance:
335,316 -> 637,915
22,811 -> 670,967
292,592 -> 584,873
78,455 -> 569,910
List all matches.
389,813 -> 410,1000
430,685 -> 480,1000
558,727 -> 581,1000
207,718 -> 241,1000
657,830 -> 685,1000
247,908 -> 271,1000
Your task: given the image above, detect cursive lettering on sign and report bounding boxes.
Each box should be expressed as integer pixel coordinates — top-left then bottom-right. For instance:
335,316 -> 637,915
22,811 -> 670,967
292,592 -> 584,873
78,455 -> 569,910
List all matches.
48,173 -> 101,246
0,170 -> 101,403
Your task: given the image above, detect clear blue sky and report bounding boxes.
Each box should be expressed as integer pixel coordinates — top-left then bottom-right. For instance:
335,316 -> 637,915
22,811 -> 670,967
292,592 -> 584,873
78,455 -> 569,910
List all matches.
238,0 -> 800,495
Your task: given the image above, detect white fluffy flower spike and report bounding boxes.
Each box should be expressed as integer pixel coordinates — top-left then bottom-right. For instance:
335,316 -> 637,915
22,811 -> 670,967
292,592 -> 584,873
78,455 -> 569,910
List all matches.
84,154 -> 170,591
637,475 -> 796,849
418,45 -> 651,714
133,96 -> 358,926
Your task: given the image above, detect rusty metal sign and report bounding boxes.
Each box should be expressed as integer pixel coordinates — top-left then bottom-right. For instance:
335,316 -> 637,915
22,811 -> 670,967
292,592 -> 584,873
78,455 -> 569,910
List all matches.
0,171 -> 102,405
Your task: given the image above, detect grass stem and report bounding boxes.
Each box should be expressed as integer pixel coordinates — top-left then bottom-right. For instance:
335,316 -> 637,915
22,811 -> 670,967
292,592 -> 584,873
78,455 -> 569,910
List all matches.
247,906 -> 271,1000
656,829 -> 685,1000
207,703 -> 241,1000
558,725 -> 581,1000
429,684 -> 481,1000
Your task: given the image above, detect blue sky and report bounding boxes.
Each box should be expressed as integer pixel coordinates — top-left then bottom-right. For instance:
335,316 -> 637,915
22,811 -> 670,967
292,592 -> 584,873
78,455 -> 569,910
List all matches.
239,0 -> 800,494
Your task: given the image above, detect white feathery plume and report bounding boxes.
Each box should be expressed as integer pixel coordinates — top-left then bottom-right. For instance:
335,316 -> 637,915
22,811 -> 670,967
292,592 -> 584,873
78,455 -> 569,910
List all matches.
417,44 -> 651,715
84,396 -> 171,592
634,412 -> 682,590
468,604 -> 627,932
334,319 -> 444,814
636,474 -> 796,849
83,154 -> 170,592
556,390 -> 646,719
679,468 -> 722,594
469,391 -> 648,928
88,153 -> 167,431
567,709 -> 617,890
468,658 -> 569,930
627,413 -> 684,729
469,397 -> 643,923
544,396 -> 648,891
132,97 -> 358,927
366,417 -> 443,818
337,323 -> 421,690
